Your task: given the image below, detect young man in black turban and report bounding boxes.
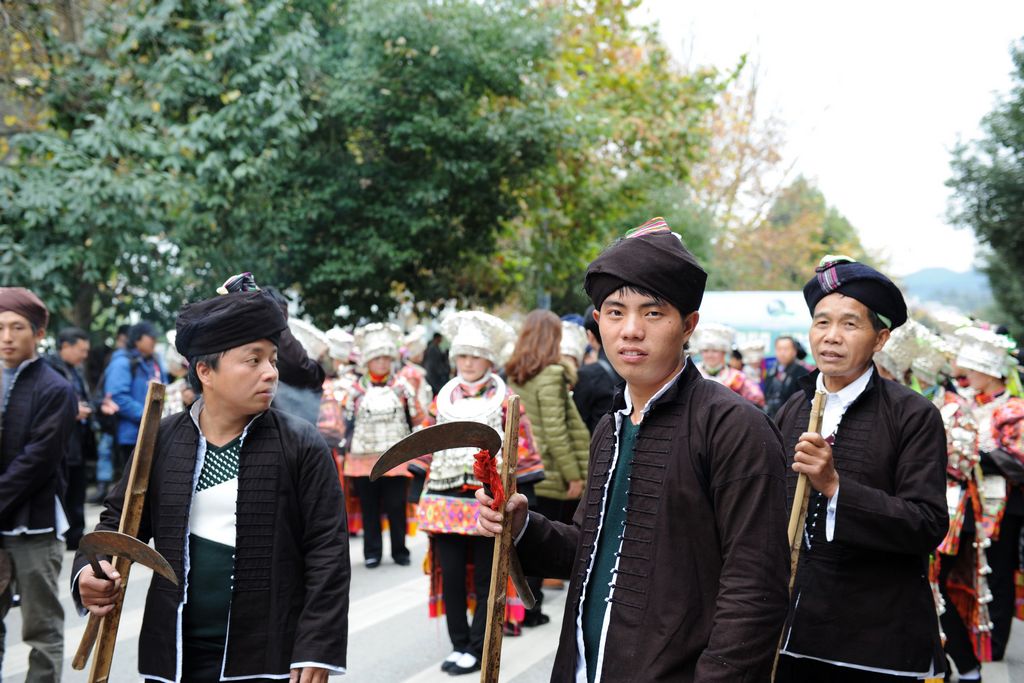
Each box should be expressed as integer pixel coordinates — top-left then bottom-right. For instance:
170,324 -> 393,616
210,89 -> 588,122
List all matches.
73,290 -> 350,682
477,218 -> 791,682
774,256 -> 948,681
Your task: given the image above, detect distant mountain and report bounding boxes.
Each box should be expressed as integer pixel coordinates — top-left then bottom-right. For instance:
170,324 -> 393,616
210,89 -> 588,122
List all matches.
900,268 -> 993,313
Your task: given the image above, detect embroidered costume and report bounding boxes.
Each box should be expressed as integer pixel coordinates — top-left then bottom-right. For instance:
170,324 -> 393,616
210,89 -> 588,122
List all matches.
408,311 -> 543,671
694,322 -> 766,407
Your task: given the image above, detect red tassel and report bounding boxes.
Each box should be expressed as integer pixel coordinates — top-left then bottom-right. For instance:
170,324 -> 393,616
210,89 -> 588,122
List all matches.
473,449 -> 505,511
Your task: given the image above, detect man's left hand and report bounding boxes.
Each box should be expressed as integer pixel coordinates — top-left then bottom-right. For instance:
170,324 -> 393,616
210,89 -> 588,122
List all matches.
290,667 -> 329,683
792,432 -> 839,498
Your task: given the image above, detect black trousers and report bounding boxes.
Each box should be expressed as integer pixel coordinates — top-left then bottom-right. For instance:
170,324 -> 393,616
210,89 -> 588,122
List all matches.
986,510 -> 1023,660
64,462 -> 87,550
181,640 -> 223,683
435,533 -> 493,657
353,476 -> 408,562
938,530 -> 980,675
776,655 -> 920,682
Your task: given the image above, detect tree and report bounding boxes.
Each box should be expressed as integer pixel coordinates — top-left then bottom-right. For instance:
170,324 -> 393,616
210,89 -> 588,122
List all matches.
0,0 -> 564,331
498,0 -> 724,311
708,176 -> 873,290
0,0 -> 325,332
689,59 -> 793,241
948,39 -> 1024,340
256,0 -> 563,323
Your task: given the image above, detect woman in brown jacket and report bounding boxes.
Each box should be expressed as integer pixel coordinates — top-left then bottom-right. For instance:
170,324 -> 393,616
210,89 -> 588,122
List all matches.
507,310 -> 591,623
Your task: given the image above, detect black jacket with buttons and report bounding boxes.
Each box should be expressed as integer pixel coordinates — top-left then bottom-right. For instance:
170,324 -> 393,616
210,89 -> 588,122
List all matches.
775,367 -> 948,673
517,360 -> 791,682
71,408 -> 349,681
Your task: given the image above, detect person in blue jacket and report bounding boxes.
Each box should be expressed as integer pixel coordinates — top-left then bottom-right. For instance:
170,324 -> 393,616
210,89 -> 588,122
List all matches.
102,321 -> 166,495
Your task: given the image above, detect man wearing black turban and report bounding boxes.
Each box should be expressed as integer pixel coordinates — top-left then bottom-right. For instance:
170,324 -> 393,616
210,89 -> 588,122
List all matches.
73,290 -> 350,682
774,256 -> 948,681
477,218 -> 791,681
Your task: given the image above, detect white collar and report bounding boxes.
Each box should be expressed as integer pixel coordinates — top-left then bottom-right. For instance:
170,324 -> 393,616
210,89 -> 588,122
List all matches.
618,359 -> 688,424
454,369 -> 493,392
816,365 -> 873,408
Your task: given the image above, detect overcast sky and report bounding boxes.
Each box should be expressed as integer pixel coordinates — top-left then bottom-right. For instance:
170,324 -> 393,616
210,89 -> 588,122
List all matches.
637,1 -> 1024,276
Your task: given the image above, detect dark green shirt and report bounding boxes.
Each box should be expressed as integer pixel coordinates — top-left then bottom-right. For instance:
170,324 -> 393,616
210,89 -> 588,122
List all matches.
182,437 -> 240,647
581,417 -> 639,683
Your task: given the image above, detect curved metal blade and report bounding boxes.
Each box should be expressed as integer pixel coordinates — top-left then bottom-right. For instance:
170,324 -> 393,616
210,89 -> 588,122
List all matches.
80,531 -> 179,586
370,421 -> 502,482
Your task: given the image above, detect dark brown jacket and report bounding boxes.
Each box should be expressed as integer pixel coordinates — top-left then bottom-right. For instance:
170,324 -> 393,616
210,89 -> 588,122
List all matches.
517,361 -> 790,682
775,368 -> 947,673
72,408 -> 349,681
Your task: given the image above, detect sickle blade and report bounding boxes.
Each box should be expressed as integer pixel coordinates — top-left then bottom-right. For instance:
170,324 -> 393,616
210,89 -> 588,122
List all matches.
79,531 -> 179,586
370,421 -> 502,481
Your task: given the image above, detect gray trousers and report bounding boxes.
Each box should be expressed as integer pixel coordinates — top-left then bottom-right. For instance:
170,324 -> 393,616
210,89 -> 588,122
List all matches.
1,533 -> 64,682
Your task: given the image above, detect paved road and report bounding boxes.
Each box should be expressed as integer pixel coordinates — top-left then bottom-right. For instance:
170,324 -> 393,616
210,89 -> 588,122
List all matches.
2,501 -> 1022,681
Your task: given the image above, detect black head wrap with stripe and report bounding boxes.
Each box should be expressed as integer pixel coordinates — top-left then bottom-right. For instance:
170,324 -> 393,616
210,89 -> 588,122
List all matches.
175,290 -> 287,357
802,255 -> 907,329
584,217 -> 708,316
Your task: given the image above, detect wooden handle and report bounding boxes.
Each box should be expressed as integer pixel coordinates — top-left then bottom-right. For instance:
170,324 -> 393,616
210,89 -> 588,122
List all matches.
787,391 -> 828,559
77,381 -> 165,681
72,614 -> 101,670
772,389 -> 828,681
88,557 -> 133,682
480,395 -> 521,683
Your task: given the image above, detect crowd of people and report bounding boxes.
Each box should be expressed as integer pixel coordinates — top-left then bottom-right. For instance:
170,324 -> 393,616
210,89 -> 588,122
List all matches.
0,215 -> 1023,682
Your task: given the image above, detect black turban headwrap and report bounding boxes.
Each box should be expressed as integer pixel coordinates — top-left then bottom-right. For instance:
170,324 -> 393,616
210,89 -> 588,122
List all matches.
802,256 -> 908,330
0,287 -> 49,330
175,290 -> 287,357
584,217 -> 708,316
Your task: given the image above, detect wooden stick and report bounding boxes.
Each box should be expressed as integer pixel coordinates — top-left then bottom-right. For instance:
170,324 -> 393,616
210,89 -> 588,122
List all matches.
772,389 -> 827,680
786,391 -> 828,553
73,381 -> 165,681
480,394 -> 521,683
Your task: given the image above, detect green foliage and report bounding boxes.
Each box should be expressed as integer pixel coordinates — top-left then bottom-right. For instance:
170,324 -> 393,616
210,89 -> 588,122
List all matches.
0,0 -> 563,331
500,0 -> 724,309
0,0 -> 327,331
708,176 -> 871,290
266,0 -> 562,323
0,0 -> 723,332
948,39 -> 1024,339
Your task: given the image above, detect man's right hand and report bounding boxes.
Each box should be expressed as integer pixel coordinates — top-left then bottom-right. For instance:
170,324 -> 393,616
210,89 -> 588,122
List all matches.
79,561 -> 122,616
475,489 -> 528,539
566,479 -> 585,499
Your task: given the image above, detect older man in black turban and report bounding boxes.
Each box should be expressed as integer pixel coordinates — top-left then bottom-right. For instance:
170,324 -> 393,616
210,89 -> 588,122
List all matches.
74,290 -> 350,683
477,217 -> 791,682
774,256 -> 948,682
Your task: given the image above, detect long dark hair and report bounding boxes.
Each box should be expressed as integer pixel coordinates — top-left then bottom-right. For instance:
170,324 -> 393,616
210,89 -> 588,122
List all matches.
505,310 -> 562,386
